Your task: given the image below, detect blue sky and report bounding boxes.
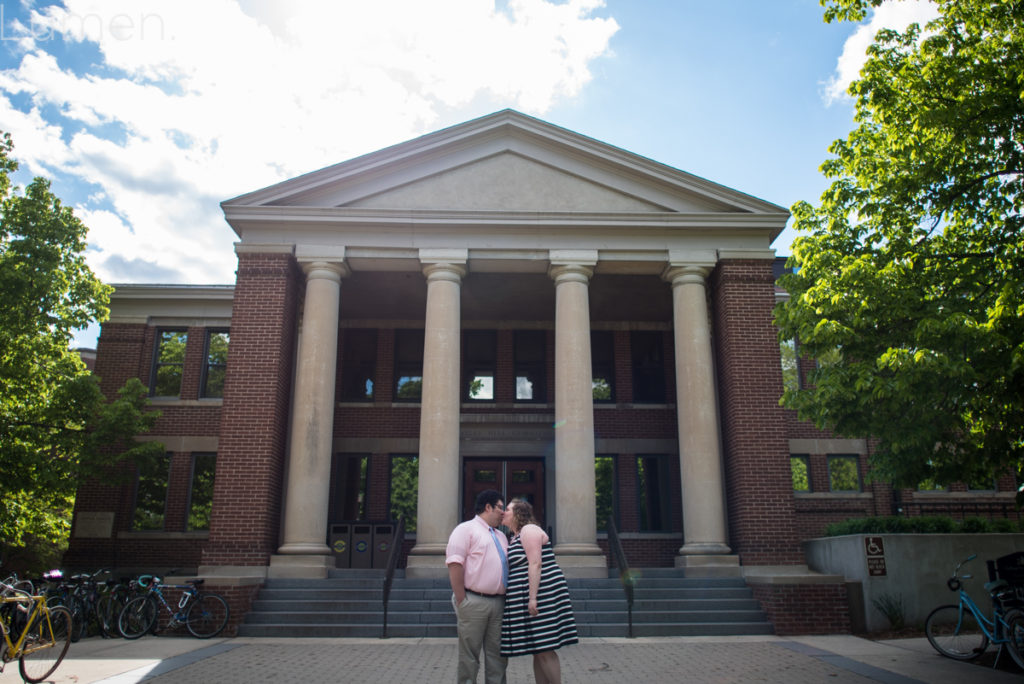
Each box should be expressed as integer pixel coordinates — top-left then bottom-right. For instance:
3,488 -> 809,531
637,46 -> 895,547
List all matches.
0,0 -> 938,347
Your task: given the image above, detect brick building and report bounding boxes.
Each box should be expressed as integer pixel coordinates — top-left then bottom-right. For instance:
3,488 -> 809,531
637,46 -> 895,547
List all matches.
65,111 -> 1018,629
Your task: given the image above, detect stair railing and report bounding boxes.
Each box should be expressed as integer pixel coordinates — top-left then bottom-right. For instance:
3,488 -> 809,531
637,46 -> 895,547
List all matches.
381,515 -> 406,639
606,516 -> 636,638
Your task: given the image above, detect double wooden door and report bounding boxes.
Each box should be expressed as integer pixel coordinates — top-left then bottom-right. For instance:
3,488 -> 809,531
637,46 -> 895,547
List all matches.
462,458 -> 545,527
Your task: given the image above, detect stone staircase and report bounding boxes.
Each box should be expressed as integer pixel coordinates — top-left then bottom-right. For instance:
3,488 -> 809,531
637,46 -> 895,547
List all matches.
237,568 -> 774,638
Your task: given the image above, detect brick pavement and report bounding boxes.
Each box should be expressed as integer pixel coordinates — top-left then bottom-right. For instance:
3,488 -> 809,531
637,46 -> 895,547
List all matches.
4,635 -> 1022,684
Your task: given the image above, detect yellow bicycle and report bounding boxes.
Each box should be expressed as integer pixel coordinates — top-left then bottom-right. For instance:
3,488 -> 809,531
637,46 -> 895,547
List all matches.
1,580 -> 73,683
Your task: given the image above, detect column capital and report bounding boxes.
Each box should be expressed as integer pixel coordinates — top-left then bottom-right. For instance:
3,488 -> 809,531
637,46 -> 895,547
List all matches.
300,260 -> 349,281
662,249 -> 717,285
422,262 -> 466,283
548,263 -> 593,284
662,264 -> 711,286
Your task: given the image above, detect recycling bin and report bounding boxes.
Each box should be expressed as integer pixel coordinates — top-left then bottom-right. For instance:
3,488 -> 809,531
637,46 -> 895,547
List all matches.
373,523 -> 395,568
351,524 -> 373,569
329,523 -> 352,568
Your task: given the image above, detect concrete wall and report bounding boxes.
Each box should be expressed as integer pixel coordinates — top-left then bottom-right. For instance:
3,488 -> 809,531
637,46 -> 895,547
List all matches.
804,534 -> 1024,632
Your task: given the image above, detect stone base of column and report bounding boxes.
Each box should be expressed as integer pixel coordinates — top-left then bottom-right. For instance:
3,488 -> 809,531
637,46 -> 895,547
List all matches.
673,553 -> 742,578
197,565 -> 268,584
267,554 -> 333,579
404,543 -> 449,579
553,544 -> 608,578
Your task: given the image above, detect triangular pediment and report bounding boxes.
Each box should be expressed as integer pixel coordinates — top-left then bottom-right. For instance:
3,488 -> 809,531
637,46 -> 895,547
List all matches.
224,110 -> 787,218
344,152 -> 675,212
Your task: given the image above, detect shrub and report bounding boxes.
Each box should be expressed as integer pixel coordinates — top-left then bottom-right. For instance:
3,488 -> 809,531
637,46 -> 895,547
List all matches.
825,516 -> 1022,536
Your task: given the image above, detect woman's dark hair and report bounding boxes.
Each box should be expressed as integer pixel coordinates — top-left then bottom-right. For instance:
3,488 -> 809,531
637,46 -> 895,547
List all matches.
509,499 -> 537,531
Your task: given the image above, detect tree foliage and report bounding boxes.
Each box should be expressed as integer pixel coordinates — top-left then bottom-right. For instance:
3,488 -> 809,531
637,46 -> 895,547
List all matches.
1,132 -> 163,550
775,1 -> 1024,489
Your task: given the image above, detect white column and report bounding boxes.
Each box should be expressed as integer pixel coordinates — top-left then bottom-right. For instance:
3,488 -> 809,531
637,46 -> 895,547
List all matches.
278,259 -> 347,558
664,261 -> 732,561
549,251 -> 605,576
406,250 -> 467,577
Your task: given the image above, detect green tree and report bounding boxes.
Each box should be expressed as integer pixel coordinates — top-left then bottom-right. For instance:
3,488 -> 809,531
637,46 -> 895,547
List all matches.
775,1 -> 1023,489
1,132 -> 163,558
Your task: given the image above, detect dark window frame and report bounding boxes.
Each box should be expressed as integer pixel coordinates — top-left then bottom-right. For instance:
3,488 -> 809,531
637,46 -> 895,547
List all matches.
132,452 -> 171,531
149,329 -> 188,398
631,330 -> 666,403
200,329 -> 229,399
514,329 -> 546,403
394,329 -> 425,402
463,330 -> 497,402
636,454 -> 672,532
790,454 -> 810,492
827,454 -> 862,492
339,329 -> 377,402
186,452 -> 217,531
591,330 -> 615,403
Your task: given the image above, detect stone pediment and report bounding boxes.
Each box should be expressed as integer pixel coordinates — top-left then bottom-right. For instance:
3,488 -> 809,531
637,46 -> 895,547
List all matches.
224,110 -> 785,216
344,152 -> 675,213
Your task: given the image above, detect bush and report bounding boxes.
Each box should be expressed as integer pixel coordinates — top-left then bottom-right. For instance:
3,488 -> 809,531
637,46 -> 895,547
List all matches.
825,515 -> 1022,536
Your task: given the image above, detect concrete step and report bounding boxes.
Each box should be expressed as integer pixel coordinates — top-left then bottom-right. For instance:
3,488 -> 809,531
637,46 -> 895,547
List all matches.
239,569 -> 774,638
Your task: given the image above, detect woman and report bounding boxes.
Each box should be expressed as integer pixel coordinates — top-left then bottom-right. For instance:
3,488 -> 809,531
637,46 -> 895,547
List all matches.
499,499 -> 578,684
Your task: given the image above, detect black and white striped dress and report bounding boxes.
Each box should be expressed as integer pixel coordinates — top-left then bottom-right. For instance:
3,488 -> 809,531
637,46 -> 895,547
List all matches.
500,533 -> 578,656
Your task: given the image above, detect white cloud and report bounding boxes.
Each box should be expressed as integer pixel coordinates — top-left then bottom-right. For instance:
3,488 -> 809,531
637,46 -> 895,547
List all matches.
824,0 -> 940,104
1,0 -> 620,285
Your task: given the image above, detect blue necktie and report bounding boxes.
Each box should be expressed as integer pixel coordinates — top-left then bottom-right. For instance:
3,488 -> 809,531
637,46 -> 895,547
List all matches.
490,528 -> 508,588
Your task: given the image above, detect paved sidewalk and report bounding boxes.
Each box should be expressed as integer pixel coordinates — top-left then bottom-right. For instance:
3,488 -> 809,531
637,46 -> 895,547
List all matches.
2,634 -> 1021,683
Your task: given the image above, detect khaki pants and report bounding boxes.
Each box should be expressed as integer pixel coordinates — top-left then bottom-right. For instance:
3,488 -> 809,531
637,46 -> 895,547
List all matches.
453,592 -> 507,684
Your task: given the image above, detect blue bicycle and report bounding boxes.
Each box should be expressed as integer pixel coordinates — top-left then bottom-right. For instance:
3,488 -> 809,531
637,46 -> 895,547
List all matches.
925,554 -> 1024,671
117,575 -> 229,639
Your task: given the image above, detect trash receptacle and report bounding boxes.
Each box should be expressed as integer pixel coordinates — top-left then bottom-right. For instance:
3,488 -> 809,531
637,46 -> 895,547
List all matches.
373,523 -> 395,568
329,524 -> 352,568
351,524 -> 373,569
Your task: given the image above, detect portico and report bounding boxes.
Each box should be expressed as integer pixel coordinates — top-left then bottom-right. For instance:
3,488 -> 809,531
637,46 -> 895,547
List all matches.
213,110 -> 788,579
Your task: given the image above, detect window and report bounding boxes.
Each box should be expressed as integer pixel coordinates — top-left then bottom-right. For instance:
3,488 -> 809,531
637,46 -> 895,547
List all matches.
631,331 -> 666,403
966,474 -> 996,491
780,338 -> 800,393
389,454 -> 418,532
790,455 -> 810,491
828,454 -> 861,492
394,329 -> 424,401
637,455 -> 672,531
331,454 -> 369,520
340,329 -> 377,401
150,330 -> 187,397
464,330 -> 496,401
514,330 -> 546,402
187,453 -> 216,530
591,331 -> 615,403
133,452 -> 171,530
201,330 -> 229,398
595,455 -> 616,532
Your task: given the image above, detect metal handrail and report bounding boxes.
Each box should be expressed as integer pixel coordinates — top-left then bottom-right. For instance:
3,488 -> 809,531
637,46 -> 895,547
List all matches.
381,515 -> 406,639
606,516 -> 635,638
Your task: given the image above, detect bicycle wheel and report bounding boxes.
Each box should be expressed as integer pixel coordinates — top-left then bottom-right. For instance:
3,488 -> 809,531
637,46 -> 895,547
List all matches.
97,587 -> 128,638
19,605 -> 72,683
118,596 -> 157,639
1004,608 -> 1024,672
925,604 -> 989,660
185,593 -> 230,638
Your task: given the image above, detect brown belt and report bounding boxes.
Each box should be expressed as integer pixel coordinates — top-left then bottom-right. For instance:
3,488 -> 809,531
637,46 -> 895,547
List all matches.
465,589 -> 503,598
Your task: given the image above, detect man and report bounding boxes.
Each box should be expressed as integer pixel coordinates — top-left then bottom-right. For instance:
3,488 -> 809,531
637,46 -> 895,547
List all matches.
446,489 -> 509,684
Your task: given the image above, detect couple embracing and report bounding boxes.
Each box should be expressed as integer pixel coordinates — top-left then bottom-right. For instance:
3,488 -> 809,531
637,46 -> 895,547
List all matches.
446,489 -> 578,684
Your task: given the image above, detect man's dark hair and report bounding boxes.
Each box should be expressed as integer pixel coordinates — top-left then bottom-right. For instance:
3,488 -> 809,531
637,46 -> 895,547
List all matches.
474,489 -> 502,515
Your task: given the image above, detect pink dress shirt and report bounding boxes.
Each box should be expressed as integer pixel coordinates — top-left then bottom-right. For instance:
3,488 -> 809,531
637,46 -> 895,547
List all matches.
446,515 -> 508,595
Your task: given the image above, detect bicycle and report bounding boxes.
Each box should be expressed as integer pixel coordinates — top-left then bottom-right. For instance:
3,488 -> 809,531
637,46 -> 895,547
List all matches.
924,553 -> 1024,671
118,575 -> 229,639
0,578 -> 73,683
